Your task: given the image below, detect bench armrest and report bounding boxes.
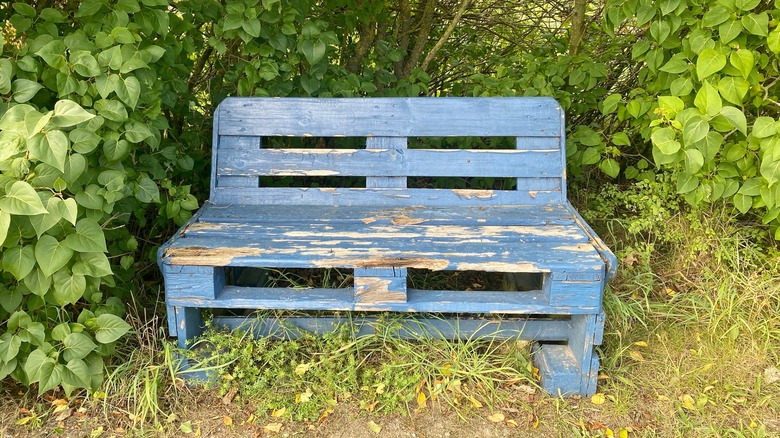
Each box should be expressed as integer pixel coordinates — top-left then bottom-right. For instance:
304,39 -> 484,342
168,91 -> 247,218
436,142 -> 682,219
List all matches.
564,203 -> 618,281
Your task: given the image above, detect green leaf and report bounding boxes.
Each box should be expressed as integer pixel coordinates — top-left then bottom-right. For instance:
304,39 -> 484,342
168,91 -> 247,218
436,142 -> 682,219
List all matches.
580,147 -> 601,165
719,20 -> 742,43
30,197 -> 62,237
736,0 -> 760,11
612,132 -> 631,146
702,6 -> 730,27
34,235 -> 74,277
134,176 -> 160,203
683,117 -> 710,146
116,77 -> 140,109
23,268 -> 51,297
658,96 -> 684,117
52,100 -> 95,128
761,155 -> 780,186
752,117 -> 776,138
718,76 -> 749,105
0,59 -> 13,94
94,99 -> 128,122
94,314 -> 131,344
62,358 -> 90,387
651,128 -> 681,155
71,51 -> 101,78
65,219 -> 107,253
12,79 -> 43,103
684,149 -> 705,173
300,39 -> 326,65
53,270 -> 86,306
75,185 -> 104,210
697,49 -> 727,80
0,334 -> 21,363
63,333 -> 97,362
242,18 -> 262,37
70,128 -> 102,154
29,130 -> 69,171
670,77 -> 693,96
694,81 -> 722,117
741,13 -> 768,37
57,198 -> 78,226
24,110 -> 53,138
676,173 -> 700,194
37,362 -> 62,395
739,177 -> 763,196
13,3 -> 37,17
97,46 -> 124,71
23,348 -> 48,383
0,181 -> 48,215
599,158 -> 620,178
103,139 -> 130,161
730,49 -> 754,79
733,193 -> 752,213
124,121 -> 153,143
2,245 -> 36,280
72,252 -> 112,278
0,211 -> 10,246
769,28 -> 780,54
64,154 -> 86,184
34,40 -> 67,69
719,106 -> 748,135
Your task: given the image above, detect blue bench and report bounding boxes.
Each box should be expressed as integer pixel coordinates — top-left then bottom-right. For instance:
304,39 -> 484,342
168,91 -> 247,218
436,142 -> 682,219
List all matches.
158,97 -> 617,396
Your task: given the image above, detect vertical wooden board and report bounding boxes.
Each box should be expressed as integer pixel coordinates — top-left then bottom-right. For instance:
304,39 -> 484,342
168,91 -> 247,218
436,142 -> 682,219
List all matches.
167,304 -> 177,337
516,137 -> 562,202
366,137 -> 407,188
354,276 -> 407,305
174,307 -> 203,349
568,313 -> 599,381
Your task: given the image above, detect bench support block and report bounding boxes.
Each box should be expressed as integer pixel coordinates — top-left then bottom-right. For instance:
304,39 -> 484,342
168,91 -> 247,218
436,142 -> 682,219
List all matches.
532,313 -> 604,396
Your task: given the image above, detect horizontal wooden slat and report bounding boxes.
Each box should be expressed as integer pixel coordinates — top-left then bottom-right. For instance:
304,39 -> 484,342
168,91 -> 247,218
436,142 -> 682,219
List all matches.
217,148 -> 563,178
181,222 -> 591,243
168,287 -> 599,313
217,97 -> 562,137
196,204 -> 578,226
211,315 -> 572,340
162,233 -> 603,271
211,187 -> 561,206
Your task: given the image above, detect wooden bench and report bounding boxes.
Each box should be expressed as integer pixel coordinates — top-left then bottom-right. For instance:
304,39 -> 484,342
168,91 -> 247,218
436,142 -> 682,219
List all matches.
157,97 -> 617,396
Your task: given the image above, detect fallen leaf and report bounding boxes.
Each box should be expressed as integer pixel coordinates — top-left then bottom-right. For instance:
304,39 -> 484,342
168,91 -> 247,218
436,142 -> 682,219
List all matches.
263,423 -> 283,434
633,341 -> 648,347
591,393 -> 606,405
506,419 -> 518,428
468,396 -> 483,408
367,421 -> 382,434
223,416 -> 233,426
179,421 -> 193,434
487,412 -> 505,423
246,414 -> 255,424
619,429 -> 629,438
416,392 -> 427,409
222,387 -> 238,405
629,350 -> 645,361
680,394 -> 696,410
296,389 -> 313,403
765,367 -> 780,385
294,362 -> 312,376
606,428 -> 615,437
361,400 -> 379,412
374,383 -> 385,395
54,408 -> 72,422
15,417 -> 33,425
272,407 -> 286,418
90,426 -> 104,437
51,399 -> 68,407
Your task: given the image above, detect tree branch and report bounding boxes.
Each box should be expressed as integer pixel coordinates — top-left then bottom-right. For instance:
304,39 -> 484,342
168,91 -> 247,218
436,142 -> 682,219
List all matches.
421,0 -> 469,72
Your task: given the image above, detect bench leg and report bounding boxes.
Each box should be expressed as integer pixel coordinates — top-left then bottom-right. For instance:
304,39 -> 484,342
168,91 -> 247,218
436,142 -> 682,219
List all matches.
532,312 -> 604,396
170,306 -> 213,382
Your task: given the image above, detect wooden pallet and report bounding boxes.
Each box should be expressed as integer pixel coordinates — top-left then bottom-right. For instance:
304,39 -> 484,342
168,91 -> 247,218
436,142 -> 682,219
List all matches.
158,97 -> 617,396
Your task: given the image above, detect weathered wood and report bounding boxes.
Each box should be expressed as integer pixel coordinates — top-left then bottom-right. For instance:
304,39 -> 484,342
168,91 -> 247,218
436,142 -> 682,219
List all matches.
217,148 -> 563,178
160,97 -> 616,397
211,315 -> 571,341
167,287 -> 601,314
212,187 -> 560,206
217,97 -> 562,137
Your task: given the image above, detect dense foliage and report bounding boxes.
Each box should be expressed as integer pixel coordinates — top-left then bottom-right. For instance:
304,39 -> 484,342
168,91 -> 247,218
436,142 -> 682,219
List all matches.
0,0 -> 777,394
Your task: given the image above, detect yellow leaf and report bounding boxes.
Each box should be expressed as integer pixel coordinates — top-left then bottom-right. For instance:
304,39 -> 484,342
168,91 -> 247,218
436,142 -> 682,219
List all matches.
294,362 -> 312,376
51,399 -> 68,407
367,421 -> 382,434
246,414 -> 256,424
441,364 -> 453,377
619,429 -> 629,438
271,407 -> 286,418
680,394 -> 696,410
606,428 -> 614,437
487,412 -> 505,423
263,423 -> 283,434
374,383 -> 385,395
179,421 -> 193,434
416,392 -> 427,409
53,403 -> 70,414
628,350 -> 645,361
468,396 -> 483,408
223,416 -> 233,426
633,341 -> 648,347
15,416 -> 33,425
506,419 -> 518,428
591,393 -> 606,405
296,389 -> 313,403
665,288 -> 676,297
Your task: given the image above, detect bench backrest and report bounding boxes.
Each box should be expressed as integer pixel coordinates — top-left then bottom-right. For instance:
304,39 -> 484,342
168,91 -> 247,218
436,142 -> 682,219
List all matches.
210,97 -> 566,206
